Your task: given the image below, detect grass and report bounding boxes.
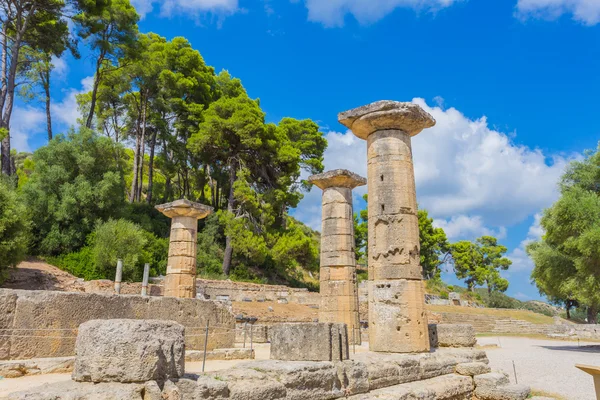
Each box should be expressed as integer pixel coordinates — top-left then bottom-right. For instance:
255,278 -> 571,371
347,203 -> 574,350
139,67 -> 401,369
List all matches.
530,389 -> 567,399
426,304 -> 557,325
476,332 -> 600,343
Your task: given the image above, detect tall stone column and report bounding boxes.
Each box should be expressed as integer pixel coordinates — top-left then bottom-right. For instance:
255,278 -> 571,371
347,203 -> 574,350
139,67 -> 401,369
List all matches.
339,101 -> 436,353
156,199 -> 213,298
309,169 -> 366,345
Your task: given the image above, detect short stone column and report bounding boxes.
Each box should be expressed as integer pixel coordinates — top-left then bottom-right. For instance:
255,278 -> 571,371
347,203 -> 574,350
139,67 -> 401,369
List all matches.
339,101 -> 436,353
156,199 -> 213,298
309,169 -> 366,345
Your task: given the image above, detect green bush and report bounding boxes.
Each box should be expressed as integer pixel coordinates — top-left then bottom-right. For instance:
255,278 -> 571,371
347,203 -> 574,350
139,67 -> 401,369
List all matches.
0,178 -> 30,279
197,214 -> 225,276
439,290 -> 449,299
48,246 -> 102,281
90,219 -> 148,281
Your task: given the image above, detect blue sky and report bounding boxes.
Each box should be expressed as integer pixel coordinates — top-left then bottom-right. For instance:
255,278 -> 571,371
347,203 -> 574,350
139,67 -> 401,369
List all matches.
12,0 -> 600,302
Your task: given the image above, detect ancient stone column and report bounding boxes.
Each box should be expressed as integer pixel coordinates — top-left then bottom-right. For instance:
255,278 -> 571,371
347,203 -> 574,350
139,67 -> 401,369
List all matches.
339,101 -> 436,353
309,169 -> 366,345
156,199 -> 213,298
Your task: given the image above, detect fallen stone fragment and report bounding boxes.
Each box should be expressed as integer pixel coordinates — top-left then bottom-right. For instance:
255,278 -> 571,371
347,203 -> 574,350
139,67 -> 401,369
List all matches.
143,381 -> 162,400
429,324 -> 477,348
474,372 -> 510,388
161,380 -> 181,400
72,319 -> 185,383
475,383 -> 531,400
270,322 -> 349,361
455,361 -> 491,376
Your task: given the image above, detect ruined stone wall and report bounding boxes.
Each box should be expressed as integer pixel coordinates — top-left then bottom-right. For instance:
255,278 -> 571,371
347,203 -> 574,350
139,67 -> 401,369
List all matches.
196,279 -> 320,305
0,289 -> 235,360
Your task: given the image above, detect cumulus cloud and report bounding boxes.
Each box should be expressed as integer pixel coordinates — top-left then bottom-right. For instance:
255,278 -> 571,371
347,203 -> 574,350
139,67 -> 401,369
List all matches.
10,106 -> 47,152
294,98 -> 572,243
296,0 -> 461,27
51,76 -> 94,130
130,0 -> 238,19
516,0 -> 600,25
507,213 -> 544,273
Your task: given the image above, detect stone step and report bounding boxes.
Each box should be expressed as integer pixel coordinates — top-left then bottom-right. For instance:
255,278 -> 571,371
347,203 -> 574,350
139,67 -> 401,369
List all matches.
347,374 -> 474,399
474,384 -> 531,400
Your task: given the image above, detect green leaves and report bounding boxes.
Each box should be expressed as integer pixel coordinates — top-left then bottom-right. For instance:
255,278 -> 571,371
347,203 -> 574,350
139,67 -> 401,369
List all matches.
0,178 -> 30,277
528,145 -> 600,320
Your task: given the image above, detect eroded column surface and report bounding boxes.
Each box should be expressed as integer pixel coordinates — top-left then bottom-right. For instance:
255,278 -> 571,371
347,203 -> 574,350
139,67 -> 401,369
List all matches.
309,169 -> 366,345
339,101 -> 436,353
156,199 -> 213,298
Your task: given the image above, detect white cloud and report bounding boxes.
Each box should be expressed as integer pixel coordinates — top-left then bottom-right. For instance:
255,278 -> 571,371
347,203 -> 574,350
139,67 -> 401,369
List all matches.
51,56 -> 68,80
10,106 -> 47,152
293,99 -> 572,245
516,0 -> 600,25
433,215 -> 507,241
131,0 -> 238,19
51,76 -> 94,130
296,0 -> 461,27
507,213 -> 544,272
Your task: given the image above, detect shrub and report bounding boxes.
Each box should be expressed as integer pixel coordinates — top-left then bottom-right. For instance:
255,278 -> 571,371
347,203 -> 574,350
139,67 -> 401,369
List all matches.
0,178 -> 30,279
439,290 -> 449,299
49,247 -> 102,281
90,219 -> 148,281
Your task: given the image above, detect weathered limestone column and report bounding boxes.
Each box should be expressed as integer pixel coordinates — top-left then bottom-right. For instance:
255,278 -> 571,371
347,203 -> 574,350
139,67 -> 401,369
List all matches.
156,199 -> 213,298
309,169 -> 366,345
339,101 -> 436,353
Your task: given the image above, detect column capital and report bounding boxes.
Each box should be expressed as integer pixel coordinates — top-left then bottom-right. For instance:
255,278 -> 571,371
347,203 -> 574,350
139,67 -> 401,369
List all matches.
155,199 -> 213,219
338,100 -> 435,140
308,169 -> 367,190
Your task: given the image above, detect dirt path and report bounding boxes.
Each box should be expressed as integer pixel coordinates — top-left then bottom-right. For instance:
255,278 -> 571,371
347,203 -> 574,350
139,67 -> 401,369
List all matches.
1,259 -> 83,292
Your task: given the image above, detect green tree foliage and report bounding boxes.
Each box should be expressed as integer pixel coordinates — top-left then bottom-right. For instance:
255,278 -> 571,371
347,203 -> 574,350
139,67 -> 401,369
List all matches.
21,129 -> 126,255
450,236 -> 511,293
353,196 -> 450,279
90,219 -> 148,280
528,145 -> 600,323
0,178 -> 29,278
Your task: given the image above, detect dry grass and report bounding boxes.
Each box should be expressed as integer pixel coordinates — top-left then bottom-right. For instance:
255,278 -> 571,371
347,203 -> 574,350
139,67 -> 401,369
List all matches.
530,389 -> 567,399
426,304 -> 557,325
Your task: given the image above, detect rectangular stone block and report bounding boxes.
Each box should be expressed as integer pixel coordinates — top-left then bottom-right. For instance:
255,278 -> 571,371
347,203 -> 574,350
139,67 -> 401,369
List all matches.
270,323 -> 349,361
167,242 -> 197,257
368,280 -> 430,353
320,280 -> 357,297
428,324 -> 476,348
320,234 -> 355,253
320,295 -> 358,313
367,160 -> 418,216
169,227 -> 196,242
322,218 -> 354,236
322,203 -> 353,220
321,250 -> 356,268
164,273 -> 196,298
166,255 -> 196,275
170,216 -> 198,230
321,266 -> 356,282
322,187 -> 352,205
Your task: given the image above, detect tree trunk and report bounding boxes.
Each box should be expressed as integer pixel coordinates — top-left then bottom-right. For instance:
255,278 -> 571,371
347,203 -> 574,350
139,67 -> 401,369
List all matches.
137,101 -> 147,202
85,51 -> 105,129
487,281 -> 492,295
587,305 -> 598,324
129,121 -> 141,203
0,133 -> 10,175
147,129 -> 157,204
222,164 -> 237,276
44,73 -> 52,141
566,305 -> 571,320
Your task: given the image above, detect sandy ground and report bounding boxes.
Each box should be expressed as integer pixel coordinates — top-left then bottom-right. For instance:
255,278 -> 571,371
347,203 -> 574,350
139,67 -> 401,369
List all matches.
478,336 -> 600,400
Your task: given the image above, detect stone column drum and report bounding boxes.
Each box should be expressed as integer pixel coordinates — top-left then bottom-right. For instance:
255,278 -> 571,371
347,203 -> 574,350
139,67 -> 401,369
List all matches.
156,199 -> 213,298
339,101 -> 436,353
309,169 -> 366,345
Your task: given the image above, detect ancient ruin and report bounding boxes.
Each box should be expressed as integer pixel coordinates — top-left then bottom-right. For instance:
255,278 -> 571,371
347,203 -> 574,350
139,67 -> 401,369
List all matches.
309,169 -> 366,345
339,100 -> 436,353
156,199 -> 213,298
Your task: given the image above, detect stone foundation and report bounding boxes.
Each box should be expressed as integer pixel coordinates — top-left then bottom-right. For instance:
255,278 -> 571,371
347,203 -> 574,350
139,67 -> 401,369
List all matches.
270,323 -> 349,361
0,289 -> 235,360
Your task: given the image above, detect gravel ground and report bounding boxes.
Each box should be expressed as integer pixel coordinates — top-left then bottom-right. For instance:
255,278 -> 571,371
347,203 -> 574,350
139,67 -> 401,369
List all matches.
478,336 -> 599,400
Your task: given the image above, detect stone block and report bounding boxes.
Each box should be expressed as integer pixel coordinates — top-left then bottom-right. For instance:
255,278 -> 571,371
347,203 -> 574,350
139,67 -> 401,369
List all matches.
321,266 -> 356,282
72,319 -> 185,383
322,186 -> 353,205
429,324 -> 477,348
455,362 -> 491,376
320,233 -> 355,253
322,202 -> 353,220
270,322 -> 349,361
474,384 -> 531,400
164,273 -> 196,298
321,250 -> 356,268
336,360 -> 370,396
143,381 -> 162,400
169,227 -> 196,242
166,255 -> 196,274
6,380 -> 145,400
474,372 -> 510,388
368,280 -> 429,353
185,348 -> 254,361
322,217 -> 354,236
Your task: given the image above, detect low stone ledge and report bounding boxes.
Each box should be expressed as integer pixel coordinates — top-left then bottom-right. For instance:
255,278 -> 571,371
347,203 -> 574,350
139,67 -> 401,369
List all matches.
474,384 -> 531,400
6,380 -> 145,400
429,324 -> 477,348
455,362 -> 491,376
186,348 -> 255,362
0,356 -> 75,378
